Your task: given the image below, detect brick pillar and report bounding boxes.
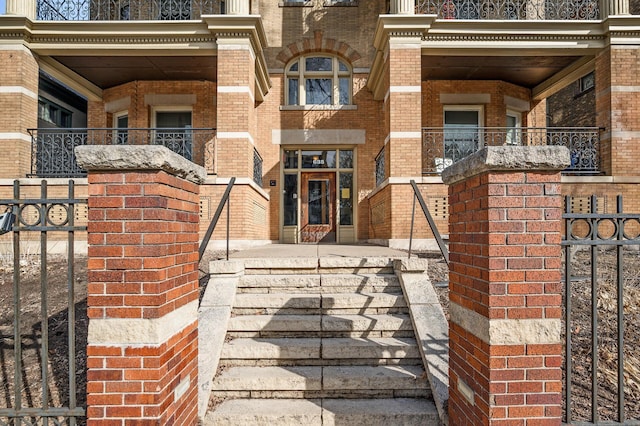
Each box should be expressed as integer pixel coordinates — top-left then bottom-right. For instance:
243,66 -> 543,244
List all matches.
387,33 -> 421,179
441,146 -> 570,426
595,45 -> 640,176
0,44 -> 38,178
76,146 -> 206,425
215,34 -> 256,179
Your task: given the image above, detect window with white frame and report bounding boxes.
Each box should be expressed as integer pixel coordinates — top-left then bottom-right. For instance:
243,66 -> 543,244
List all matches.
442,106 -> 483,169
506,110 -> 522,146
285,55 -> 352,106
152,108 -> 193,160
113,111 -> 128,145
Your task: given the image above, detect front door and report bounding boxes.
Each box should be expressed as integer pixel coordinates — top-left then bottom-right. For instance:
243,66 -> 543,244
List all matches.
300,172 -> 336,243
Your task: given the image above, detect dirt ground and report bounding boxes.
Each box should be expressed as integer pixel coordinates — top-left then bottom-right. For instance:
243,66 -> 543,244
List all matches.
1,248 -> 638,423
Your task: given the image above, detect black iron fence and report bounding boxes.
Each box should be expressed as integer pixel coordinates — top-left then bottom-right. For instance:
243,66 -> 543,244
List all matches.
562,195 -> 640,424
37,0 -> 225,21
29,128 -> 216,178
422,127 -> 601,175
416,0 -> 600,19
0,180 -> 87,426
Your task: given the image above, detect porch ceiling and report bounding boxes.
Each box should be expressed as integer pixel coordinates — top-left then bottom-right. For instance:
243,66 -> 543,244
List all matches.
421,55 -> 581,88
51,55 -> 218,89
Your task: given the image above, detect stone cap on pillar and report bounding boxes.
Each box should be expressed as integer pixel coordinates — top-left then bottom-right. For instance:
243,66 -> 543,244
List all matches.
75,145 -> 207,184
440,146 -> 570,185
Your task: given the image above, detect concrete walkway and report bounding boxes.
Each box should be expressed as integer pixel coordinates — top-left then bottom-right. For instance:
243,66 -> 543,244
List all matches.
229,244 -> 409,259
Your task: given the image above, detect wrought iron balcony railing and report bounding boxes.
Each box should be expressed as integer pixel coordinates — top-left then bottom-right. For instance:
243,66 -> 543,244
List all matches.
37,0 -> 225,21
375,147 -> 386,187
422,127 -> 601,174
416,0 -> 600,20
253,148 -> 263,187
29,128 -> 216,178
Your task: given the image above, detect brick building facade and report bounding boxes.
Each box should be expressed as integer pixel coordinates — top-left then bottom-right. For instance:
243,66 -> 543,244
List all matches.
1,0 -> 640,249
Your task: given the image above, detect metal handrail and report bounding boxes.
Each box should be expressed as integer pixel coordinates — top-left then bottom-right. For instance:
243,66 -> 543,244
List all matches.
408,180 -> 449,265
199,177 -> 235,262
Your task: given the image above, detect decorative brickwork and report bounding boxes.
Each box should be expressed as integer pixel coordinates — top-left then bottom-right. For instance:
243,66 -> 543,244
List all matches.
78,146 -> 205,425
442,146 -> 569,426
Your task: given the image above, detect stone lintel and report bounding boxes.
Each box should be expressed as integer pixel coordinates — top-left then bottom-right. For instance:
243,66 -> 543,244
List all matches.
450,302 -> 561,346
441,146 -> 570,185
75,145 -> 206,184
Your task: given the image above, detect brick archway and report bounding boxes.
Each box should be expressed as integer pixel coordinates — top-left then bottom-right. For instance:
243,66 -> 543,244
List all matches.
276,30 -> 362,65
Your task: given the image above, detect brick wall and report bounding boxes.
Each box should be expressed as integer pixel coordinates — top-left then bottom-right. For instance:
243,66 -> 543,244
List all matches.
547,78 -> 595,128
80,146 -> 204,425
443,146 -> 567,426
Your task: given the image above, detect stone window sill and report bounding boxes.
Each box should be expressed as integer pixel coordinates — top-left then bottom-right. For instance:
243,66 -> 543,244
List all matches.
280,105 -> 358,111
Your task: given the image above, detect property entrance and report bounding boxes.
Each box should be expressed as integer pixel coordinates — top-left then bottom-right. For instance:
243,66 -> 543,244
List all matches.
281,148 -> 355,244
301,172 -> 336,243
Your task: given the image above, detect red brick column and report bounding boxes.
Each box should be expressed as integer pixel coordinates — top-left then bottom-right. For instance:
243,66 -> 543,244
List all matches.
76,146 -> 205,425
441,146 -> 570,426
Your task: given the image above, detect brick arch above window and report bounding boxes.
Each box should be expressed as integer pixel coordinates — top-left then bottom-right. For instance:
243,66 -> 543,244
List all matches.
275,30 -> 362,65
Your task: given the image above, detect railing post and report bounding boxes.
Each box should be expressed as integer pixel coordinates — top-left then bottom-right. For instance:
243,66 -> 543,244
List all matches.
76,145 -> 206,425
442,146 -> 570,425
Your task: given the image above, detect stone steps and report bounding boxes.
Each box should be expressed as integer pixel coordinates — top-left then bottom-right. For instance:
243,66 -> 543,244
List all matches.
204,398 -> 439,426
211,365 -> 430,399
232,292 -> 408,315
204,255 -> 441,425
220,337 -> 422,366
226,314 -> 415,338
237,273 -> 401,294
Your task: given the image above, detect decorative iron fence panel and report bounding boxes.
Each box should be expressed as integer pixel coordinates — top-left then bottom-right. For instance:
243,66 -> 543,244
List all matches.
37,0 -> 224,20
253,148 -> 263,187
0,180 -> 87,426
375,147 -> 385,187
562,195 -> 640,425
422,127 -> 601,174
417,0 -> 599,20
30,128 -> 216,178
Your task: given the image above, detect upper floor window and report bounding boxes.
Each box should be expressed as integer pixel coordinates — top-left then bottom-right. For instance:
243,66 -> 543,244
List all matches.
578,72 -> 595,94
286,55 -> 352,106
38,98 -> 72,128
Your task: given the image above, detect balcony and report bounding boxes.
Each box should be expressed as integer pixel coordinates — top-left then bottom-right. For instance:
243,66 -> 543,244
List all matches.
422,127 -> 601,175
416,0 -> 600,20
36,0 -> 225,21
29,128 -> 216,178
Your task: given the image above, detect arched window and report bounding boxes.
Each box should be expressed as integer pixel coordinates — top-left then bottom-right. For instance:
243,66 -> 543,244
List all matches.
285,55 -> 351,106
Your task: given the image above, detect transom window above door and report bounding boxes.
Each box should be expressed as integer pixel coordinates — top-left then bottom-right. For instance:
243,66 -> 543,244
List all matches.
285,55 -> 351,106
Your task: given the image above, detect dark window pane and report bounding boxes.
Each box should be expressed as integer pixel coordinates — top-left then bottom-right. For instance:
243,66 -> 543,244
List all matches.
339,150 -> 353,169
339,78 -> 350,105
306,57 -> 332,72
302,150 -> 336,169
284,174 -> 298,226
339,172 -> 353,226
288,78 -> 299,105
308,179 -> 330,225
338,60 -> 349,72
156,111 -> 192,128
289,62 -> 299,72
283,150 -> 299,169
306,79 -> 332,105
